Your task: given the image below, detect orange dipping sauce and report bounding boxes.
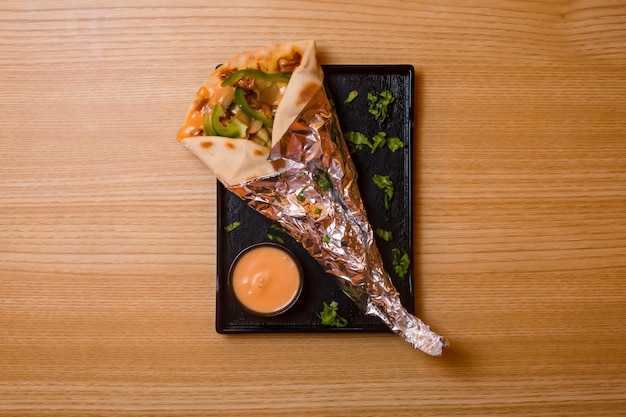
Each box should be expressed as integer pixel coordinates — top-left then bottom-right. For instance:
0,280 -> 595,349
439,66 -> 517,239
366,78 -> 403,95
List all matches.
230,244 -> 303,316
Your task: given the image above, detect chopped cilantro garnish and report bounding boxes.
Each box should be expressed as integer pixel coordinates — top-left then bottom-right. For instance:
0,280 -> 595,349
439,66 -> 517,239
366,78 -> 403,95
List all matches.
314,168 -> 332,191
387,137 -> 405,152
344,89 -> 359,105
266,224 -> 286,244
372,174 -> 394,210
345,131 -> 372,153
367,90 -> 395,123
224,221 -> 240,232
375,228 -> 393,242
322,234 -> 330,243
314,207 -> 322,215
371,131 -> 388,154
392,248 -> 411,279
346,131 -> 403,154
317,301 -> 348,327
267,234 -> 285,244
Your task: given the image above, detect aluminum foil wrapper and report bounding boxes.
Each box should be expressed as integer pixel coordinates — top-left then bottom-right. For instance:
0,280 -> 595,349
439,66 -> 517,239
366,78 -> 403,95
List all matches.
229,86 -> 448,355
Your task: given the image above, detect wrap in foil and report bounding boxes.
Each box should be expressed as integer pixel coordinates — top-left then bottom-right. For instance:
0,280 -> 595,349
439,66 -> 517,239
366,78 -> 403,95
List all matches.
229,85 -> 448,355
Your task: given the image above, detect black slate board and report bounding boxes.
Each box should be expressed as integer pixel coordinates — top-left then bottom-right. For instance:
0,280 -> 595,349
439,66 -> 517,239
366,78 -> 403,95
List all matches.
216,65 -> 415,333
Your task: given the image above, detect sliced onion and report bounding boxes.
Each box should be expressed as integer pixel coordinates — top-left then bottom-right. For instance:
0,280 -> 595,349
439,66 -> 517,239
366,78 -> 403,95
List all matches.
249,119 -> 264,134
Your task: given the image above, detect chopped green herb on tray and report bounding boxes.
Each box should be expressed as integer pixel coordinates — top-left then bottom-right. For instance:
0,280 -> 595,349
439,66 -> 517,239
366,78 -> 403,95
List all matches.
392,248 -> 411,279
368,90 -> 395,123
371,131 -> 388,153
224,221 -> 241,232
266,224 -> 286,244
317,301 -> 348,327
346,131 -> 404,154
266,234 -> 285,244
375,228 -> 393,242
387,136 -> 405,152
372,174 -> 394,210
345,131 -> 372,153
268,224 -> 284,232
344,89 -> 359,105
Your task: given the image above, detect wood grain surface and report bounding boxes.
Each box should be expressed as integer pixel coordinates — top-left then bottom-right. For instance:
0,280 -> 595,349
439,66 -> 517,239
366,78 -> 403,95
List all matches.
1,1 -> 625,415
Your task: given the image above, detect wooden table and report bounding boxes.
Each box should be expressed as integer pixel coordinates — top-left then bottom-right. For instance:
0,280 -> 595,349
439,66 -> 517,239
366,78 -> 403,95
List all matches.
1,1 -> 625,415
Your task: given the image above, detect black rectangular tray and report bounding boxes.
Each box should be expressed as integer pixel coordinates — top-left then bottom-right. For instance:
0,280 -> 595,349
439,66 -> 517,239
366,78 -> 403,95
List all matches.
216,64 -> 415,333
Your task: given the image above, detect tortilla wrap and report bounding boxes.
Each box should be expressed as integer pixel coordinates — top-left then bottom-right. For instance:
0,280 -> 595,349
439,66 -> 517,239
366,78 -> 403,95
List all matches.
178,40 -> 323,187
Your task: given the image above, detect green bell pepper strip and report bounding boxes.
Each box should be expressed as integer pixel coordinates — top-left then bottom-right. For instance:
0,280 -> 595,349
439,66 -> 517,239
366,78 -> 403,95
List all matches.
210,103 -> 248,138
234,87 -> 273,129
202,112 -> 216,136
221,69 -> 291,87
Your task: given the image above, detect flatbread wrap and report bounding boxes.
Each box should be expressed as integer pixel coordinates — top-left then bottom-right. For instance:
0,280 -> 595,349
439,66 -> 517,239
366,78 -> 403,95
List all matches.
177,40 -> 322,186
177,40 -> 447,355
